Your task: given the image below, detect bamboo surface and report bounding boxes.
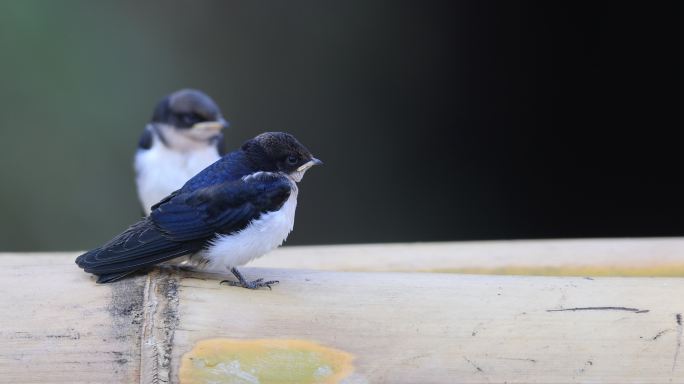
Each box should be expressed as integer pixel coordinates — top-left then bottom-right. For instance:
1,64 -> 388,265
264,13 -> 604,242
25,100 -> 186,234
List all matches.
0,238 -> 683,383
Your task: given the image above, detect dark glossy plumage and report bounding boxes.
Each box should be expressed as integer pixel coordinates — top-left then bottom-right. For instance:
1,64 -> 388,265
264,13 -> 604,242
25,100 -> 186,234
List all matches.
151,173 -> 291,242
137,128 -> 154,150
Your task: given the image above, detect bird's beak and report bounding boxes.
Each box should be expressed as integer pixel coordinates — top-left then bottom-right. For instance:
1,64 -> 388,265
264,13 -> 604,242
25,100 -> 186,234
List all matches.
297,157 -> 323,172
192,118 -> 229,132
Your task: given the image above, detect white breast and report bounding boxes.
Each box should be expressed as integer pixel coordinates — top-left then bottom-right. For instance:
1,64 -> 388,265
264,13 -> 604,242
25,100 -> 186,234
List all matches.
199,183 -> 298,272
135,139 -> 220,215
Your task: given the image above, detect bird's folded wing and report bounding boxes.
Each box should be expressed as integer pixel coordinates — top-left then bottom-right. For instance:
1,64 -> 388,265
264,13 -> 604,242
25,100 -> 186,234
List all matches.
75,219 -> 194,274
150,172 -> 292,242
76,173 -> 291,275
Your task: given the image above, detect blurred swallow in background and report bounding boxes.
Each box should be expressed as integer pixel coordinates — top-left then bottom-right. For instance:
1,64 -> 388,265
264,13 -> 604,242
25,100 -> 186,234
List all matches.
135,89 -> 229,215
77,132 -> 322,289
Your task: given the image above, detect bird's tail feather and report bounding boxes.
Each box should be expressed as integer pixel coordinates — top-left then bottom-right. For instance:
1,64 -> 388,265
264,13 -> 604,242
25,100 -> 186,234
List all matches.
75,218 -> 202,282
96,270 -> 139,284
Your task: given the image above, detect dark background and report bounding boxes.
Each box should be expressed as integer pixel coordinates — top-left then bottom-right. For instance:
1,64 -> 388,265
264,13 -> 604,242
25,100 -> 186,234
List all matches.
0,1 -> 680,251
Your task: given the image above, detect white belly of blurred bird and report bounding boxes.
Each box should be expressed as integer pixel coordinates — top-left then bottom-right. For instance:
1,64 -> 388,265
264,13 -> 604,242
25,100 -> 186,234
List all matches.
135,142 -> 220,215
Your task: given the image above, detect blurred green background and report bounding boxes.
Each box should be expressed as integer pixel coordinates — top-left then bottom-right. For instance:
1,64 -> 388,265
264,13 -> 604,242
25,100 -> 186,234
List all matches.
1,2 -> 680,251
2,0 -> 456,251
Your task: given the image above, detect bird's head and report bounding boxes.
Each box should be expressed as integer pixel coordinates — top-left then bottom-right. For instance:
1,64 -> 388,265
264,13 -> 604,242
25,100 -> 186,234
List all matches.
150,89 -> 228,151
242,132 -> 322,182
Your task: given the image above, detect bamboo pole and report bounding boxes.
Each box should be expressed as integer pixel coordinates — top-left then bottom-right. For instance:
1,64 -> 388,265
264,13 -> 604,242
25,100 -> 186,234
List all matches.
251,237 -> 684,276
0,238 -> 683,383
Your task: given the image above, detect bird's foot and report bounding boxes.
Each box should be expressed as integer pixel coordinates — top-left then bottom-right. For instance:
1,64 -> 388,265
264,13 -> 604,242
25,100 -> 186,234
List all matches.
220,267 -> 279,290
220,278 -> 279,290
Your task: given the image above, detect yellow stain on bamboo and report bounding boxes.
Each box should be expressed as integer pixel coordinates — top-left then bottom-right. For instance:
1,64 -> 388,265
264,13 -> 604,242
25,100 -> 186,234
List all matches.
179,338 -> 355,384
427,264 -> 684,277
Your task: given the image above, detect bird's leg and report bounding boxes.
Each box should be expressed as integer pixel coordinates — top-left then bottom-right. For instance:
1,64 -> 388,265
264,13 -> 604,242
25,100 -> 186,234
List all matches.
220,267 -> 279,290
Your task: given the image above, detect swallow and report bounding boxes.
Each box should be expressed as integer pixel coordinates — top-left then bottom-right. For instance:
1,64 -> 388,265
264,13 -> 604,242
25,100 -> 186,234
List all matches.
135,89 -> 229,215
77,132 -> 322,289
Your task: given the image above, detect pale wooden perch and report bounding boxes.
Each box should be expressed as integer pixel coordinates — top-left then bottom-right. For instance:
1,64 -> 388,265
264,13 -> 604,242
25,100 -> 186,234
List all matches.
1,238 -> 683,383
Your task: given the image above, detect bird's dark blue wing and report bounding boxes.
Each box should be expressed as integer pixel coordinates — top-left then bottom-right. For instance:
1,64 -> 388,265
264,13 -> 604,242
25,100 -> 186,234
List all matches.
137,128 -> 154,150
151,172 -> 292,242
76,172 -> 291,282
150,189 -> 180,211
75,219 -> 199,275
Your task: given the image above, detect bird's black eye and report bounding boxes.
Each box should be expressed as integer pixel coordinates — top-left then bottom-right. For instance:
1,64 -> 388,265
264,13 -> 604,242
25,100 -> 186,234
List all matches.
286,155 -> 299,165
178,113 -> 203,126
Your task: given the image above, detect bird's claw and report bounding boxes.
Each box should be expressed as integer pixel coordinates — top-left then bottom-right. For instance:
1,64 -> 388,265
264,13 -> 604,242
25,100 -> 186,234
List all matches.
220,278 -> 279,290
